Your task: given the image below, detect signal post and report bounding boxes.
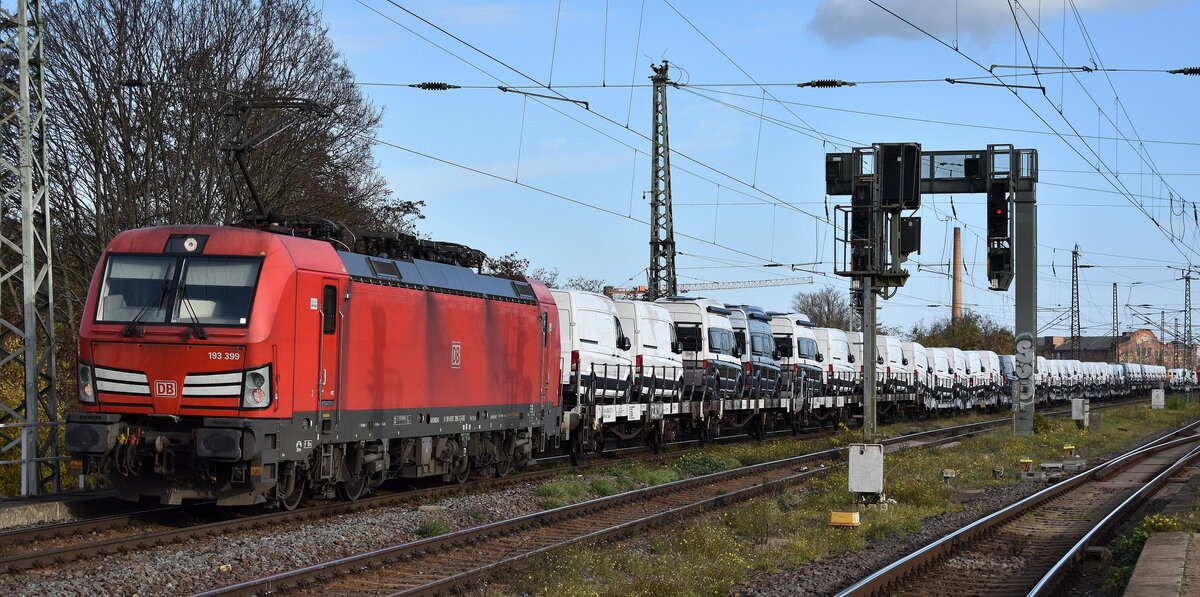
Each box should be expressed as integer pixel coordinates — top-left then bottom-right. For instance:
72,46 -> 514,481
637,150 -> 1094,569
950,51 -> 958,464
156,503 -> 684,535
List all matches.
826,144 -> 1040,501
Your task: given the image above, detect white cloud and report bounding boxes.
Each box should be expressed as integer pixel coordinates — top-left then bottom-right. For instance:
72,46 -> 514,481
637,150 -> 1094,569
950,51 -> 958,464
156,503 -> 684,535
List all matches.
808,0 -> 1167,48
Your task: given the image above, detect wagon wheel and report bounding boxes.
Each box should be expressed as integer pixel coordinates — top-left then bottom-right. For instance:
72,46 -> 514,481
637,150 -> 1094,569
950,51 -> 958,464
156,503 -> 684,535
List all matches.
337,473 -> 368,501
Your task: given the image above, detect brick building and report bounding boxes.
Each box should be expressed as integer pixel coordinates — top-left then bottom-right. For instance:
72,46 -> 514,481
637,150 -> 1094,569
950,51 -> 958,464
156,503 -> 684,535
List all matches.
1042,329 -> 1197,367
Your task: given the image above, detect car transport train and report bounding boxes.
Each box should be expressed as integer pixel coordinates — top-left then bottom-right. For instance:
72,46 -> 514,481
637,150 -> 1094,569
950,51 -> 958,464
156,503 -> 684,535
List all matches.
65,225 -> 1187,509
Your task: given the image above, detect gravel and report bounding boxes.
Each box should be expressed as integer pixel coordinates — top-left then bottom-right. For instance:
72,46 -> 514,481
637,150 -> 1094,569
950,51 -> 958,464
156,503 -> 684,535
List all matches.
0,482 -> 548,597
734,424 -> 1194,596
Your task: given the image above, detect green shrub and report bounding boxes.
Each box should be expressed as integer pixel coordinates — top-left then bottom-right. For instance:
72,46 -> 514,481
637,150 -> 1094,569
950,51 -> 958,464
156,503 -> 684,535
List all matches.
1166,396 -> 1187,410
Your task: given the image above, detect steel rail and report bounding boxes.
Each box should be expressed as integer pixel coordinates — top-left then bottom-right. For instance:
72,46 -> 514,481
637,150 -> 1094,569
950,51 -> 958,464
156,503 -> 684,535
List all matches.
833,420 -> 1200,597
1030,442 -> 1200,595
0,398 -> 1137,574
188,417 -> 1017,597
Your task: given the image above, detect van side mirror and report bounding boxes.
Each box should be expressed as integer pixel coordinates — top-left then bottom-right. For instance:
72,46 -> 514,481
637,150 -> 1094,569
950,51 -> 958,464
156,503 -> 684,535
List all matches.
902,358 -> 909,366
670,340 -> 683,354
732,345 -> 744,358
772,350 -> 782,361
618,336 -> 632,351
877,356 -> 884,365
816,353 -> 824,363
848,354 -> 855,363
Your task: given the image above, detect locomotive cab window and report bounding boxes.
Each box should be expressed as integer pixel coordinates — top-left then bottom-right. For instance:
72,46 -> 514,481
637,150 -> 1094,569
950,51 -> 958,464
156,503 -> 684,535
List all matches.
171,258 -> 260,325
95,254 -> 261,327
96,255 -> 177,323
322,285 -> 337,334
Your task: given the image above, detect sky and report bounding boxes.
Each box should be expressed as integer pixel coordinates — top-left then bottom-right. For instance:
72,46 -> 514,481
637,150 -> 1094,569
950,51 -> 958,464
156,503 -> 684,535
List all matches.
319,0 -> 1200,340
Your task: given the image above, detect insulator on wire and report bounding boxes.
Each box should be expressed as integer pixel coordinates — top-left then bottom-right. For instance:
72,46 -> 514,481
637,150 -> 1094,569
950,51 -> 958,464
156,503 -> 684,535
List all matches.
409,82 -> 461,90
1169,67 -> 1200,75
797,79 -> 856,88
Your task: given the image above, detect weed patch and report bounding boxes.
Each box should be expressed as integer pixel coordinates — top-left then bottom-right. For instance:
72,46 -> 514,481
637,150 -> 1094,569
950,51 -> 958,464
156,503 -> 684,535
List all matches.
415,517 -> 451,538
536,480 -> 588,509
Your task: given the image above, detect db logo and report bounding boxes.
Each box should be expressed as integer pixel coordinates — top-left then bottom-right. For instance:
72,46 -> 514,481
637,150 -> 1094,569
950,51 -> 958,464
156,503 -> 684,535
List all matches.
450,342 -> 462,369
154,380 -> 178,398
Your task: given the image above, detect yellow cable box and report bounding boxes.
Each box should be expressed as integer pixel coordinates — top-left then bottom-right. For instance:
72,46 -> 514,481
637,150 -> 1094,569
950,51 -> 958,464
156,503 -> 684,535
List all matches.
829,511 -> 861,527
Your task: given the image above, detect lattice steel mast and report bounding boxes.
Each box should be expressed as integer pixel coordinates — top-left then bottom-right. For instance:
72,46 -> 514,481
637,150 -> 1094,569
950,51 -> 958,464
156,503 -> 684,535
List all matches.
0,0 -> 58,495
1070,244 -> 1081,361
646,61 -> 677,301
1186,273 -> 1194,369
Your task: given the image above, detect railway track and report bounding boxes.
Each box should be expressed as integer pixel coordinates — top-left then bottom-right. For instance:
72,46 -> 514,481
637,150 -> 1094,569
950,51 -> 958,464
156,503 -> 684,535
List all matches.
835,421 -> 1200,597
187,417 -> 1015,597
0,420 -> 833,573
0,400 -> 1138,580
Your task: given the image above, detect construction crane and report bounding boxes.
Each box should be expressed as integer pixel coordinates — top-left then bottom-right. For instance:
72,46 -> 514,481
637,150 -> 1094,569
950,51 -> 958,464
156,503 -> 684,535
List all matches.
603,277 -> 813,298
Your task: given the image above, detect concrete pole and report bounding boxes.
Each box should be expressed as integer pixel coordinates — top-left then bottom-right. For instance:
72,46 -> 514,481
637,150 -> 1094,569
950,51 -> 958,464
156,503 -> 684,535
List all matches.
952,227 -> 963,321
1013,184 -> 1037,435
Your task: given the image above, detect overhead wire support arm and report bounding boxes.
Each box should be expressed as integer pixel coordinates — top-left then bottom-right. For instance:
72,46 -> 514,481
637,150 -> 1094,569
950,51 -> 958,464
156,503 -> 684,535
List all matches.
497,86 -> 589,109
945,78 -> 1046,93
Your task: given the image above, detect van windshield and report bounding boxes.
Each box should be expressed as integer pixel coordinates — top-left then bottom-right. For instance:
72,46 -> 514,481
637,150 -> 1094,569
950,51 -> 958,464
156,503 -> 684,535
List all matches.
96,254 -> 262,327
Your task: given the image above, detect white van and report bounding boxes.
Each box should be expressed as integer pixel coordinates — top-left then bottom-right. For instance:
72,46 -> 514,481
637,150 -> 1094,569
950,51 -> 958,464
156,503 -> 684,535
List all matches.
927,348 -> 955,407
901,341 -> 929,396
947,347 -> 971,407
769,312 -> 823,400
878,335 -> 909,394
550,289 -> 634,402
615,300 -> 684,401
968,350 -> 1001,406
655,297 -> 742,400
846,332 -> 883,395
812,327 -> 856,397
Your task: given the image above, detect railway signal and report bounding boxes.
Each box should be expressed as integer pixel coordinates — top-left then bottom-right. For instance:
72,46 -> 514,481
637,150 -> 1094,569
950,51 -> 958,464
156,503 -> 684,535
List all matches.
827,144 -> 1040,444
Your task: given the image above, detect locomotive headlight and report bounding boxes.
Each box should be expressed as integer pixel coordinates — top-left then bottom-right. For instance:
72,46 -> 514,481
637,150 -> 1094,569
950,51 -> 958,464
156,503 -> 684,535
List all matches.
242,364 -> 272,409
79,363 -> 95,403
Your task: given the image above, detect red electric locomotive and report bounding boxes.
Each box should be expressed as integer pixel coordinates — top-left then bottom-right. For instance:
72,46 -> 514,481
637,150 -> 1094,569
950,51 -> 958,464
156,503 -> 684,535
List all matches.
66,225 -> 561,507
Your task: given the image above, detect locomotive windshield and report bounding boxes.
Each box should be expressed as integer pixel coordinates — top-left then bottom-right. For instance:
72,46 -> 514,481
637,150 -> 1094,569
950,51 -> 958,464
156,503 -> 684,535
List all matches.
95,254 -> 262,326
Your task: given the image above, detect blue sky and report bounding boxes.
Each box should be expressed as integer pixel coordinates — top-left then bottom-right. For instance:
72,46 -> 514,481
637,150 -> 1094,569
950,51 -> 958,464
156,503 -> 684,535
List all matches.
321,0 -> 1200,339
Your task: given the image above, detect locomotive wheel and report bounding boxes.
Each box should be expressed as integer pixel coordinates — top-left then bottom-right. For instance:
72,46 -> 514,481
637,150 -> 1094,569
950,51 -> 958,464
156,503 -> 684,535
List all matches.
337,474 -> 367,501
494,455 -> 514,478
280,480 -> 305,511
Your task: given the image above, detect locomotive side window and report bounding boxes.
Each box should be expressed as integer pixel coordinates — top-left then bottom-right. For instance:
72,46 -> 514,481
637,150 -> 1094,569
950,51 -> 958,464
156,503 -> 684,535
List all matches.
172,258 -> 260,325
96,256 -> 177,323
322,285 -> 337,334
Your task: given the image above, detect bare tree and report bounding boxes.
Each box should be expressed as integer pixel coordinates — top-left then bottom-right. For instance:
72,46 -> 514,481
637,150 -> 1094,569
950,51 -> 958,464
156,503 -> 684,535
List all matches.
43,0 -> 422,311
791,286 -> 855,330
565,276 -> 606,293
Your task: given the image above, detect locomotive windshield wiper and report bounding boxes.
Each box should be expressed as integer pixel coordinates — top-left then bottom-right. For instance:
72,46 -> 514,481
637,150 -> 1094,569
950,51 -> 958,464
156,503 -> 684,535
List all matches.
177,283 -> 208,340
122,275 -> 173,338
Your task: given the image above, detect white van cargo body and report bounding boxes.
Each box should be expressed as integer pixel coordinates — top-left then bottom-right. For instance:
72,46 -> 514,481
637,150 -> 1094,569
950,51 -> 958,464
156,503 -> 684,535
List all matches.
879,335 -> 911,395
946,347 -> 971,408
927,348 -> 956,408
550,289 -> 634,406
812,327 -> 857,410
615,300 -> 684,403
967,351 -> 1001,407
901,341 -> 929,401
